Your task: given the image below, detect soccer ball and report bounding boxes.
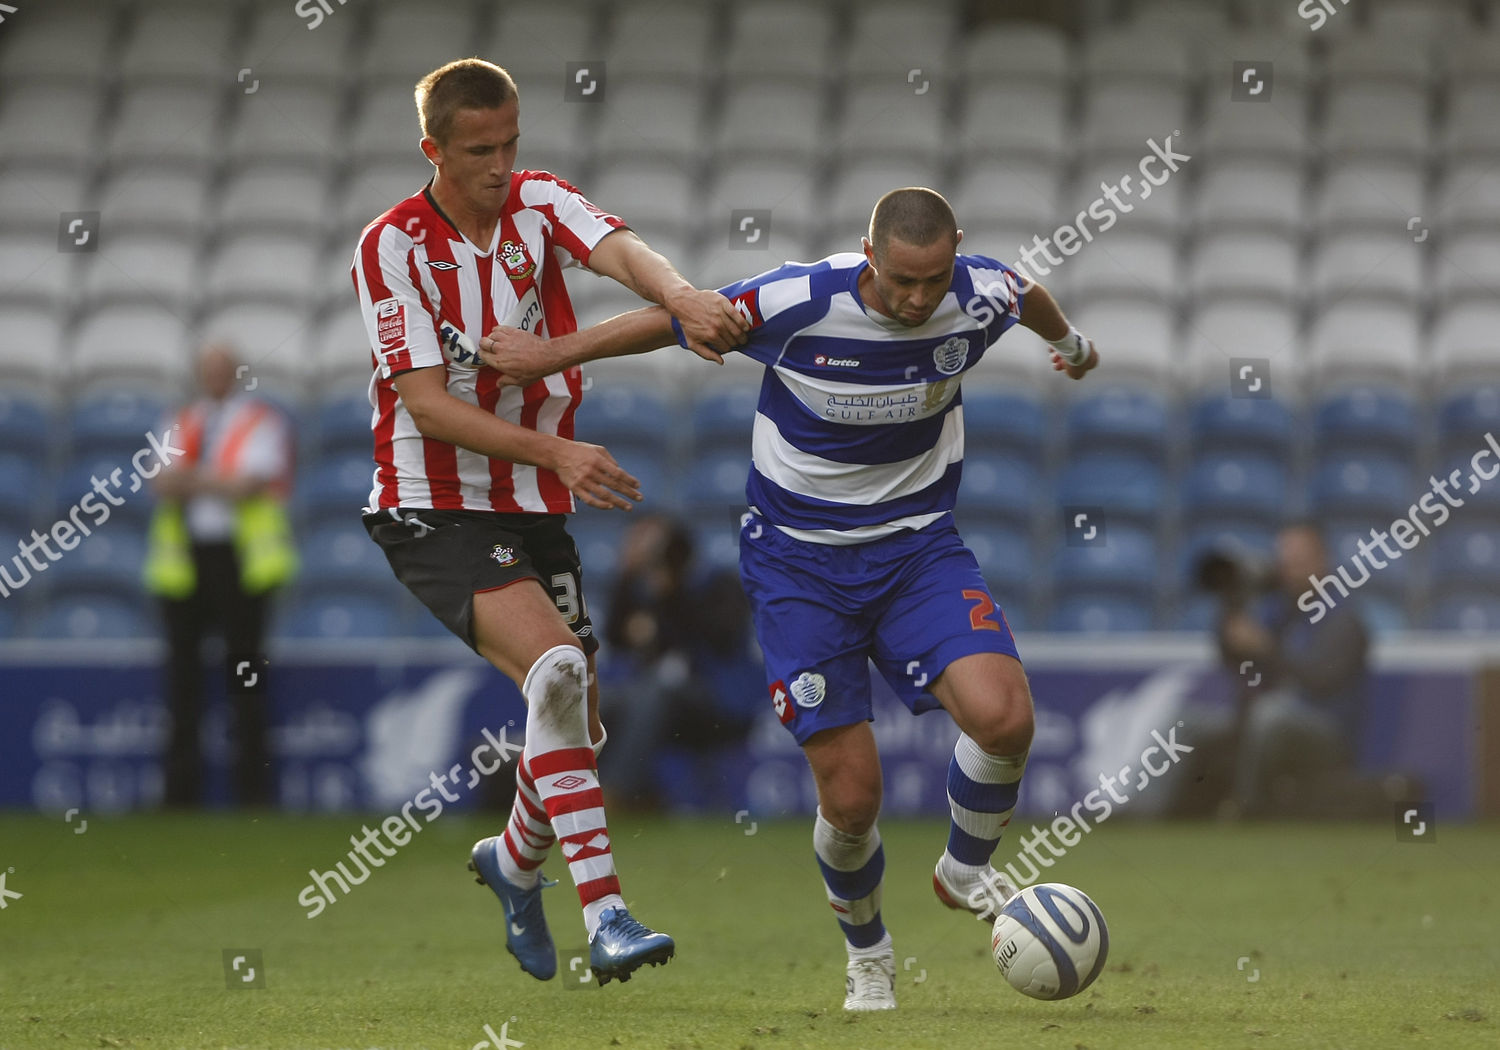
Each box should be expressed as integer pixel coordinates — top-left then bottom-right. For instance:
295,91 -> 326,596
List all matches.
990,883 -> 1109,1000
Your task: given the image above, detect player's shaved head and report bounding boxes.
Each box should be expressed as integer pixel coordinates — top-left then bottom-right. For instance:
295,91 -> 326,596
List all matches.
416,59 -> 519,145
868,187 -> 959,258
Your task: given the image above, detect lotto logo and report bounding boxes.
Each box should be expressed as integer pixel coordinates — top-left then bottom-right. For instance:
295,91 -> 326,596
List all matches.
769,681 -> 793,724
553,775 -> 589,791
730,289 -> 763,328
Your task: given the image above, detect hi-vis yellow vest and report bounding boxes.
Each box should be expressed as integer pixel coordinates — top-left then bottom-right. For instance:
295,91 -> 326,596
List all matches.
142,400 -> 298,598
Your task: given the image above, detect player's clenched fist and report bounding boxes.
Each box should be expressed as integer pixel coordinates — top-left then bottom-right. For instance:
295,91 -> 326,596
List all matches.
479,325 -> 552,386
666,286 -> 751,356
551,440 -> 641,511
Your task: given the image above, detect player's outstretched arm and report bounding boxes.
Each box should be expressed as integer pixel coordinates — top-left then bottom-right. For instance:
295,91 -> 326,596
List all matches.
1018,280 -> 1100,381
587,229 -> 750,356
479,306 -> 681,386
393,365 -> 641,510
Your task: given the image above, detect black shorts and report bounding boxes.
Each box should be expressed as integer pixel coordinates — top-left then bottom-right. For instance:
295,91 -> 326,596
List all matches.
363,508 -> 598,655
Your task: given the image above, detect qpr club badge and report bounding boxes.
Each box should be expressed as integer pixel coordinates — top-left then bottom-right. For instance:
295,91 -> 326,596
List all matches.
933,335 -> 970,375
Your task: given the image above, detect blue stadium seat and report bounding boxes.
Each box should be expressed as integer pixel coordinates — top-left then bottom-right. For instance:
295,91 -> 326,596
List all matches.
68,389 -> 167,457
277,593 -> 402,638
1437,386 -> 1500,453
294,455 -> 374,526
1055,454 -> 1167,527
961,389 -> 1048,456
574,383 -> 676,452
1324,519 -> 1418,594
1313,386 -> 1420,456
682,452 -> 749,515
1188,394 -> 1296,457
961,522 -> 1033,599
30,595 -> 149,639
1430,595 -> 1500,633
569,510 -> 626,590
0,392 -> 53,459
692,517 -> 744,573
1064,388 -> 1171,457
1180,453 -> 1290,525
314,393 -> 374,457
1173,594 -> 1221,632
1430,527 -> 1500,588
960,454 -> 1044,526
44,524 -> 147,595
1430,447 -> 1500,519
690,387 -> 759,451
1053,524 -> 1159,595
56,455 -> 153,523
1176,523 -> 1277,591
0,600 -> 15,638
1309,454 -> 1415,518
0,454 -> 48,529
1048,595 -> 1155,632
296,522 -> 389,589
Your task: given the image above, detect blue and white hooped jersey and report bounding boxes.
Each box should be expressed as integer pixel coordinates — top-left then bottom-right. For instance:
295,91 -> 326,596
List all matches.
673,251 -> 1026,545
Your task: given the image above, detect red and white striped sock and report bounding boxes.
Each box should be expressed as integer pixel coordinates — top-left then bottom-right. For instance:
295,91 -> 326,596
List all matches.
517,645 -> 624,935
497,752 -> 555,888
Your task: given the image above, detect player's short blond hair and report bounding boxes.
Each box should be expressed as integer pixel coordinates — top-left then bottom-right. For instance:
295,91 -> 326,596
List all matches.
415,59 -> 519,145
869,187 -> 958,257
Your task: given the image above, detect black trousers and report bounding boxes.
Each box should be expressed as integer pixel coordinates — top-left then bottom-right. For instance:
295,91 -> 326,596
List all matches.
160,542 -> 273,807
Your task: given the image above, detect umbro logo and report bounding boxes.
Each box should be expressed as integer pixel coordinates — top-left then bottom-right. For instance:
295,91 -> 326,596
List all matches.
425,260 -> 461,271
553,774 -> 589,791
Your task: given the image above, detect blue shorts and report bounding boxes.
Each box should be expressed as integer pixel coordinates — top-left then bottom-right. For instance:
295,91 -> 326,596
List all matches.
739,516 -> 1022,745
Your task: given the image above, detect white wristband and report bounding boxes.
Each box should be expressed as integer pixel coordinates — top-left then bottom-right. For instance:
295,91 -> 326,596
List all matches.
1047,326 -> 1091,366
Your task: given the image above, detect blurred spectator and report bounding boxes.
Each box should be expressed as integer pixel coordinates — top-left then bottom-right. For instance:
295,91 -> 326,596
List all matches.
143,344 -> 297,807
597,515 -> 760,810
1199,521 -> 1371,818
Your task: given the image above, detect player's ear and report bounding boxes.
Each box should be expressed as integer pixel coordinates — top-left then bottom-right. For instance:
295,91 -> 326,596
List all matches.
419,136 -> 442,165
862,236 -> 876,267
954,229 -> 964,248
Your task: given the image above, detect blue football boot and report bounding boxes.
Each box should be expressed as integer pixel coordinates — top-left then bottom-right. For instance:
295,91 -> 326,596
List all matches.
469,836 -> 557,980
588,906 -> 675,986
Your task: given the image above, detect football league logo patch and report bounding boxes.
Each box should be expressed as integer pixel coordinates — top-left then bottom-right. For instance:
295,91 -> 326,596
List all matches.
490,544 -> 517,566
933,335 -> 970,375
791,672 -> 826,709
374,297 -> 406,355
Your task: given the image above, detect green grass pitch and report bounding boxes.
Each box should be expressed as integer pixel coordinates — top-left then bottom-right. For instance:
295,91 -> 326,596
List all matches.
0,813 -> 1496,1049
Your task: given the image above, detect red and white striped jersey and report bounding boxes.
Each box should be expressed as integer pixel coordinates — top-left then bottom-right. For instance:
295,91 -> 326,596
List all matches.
351,171 -> 626,513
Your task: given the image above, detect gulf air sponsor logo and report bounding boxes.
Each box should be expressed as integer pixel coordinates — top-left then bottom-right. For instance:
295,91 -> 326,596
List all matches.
375,297 -> 406,353
770,679 -> 793,724
730,288 -> 763,328
498,239 -> 535,281
790,671 -> 826,708
813,353 -> 861,367
933,335 -> 970,374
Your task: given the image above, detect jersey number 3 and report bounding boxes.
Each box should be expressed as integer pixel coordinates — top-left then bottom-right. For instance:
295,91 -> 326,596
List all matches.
963,589 -> 1002,632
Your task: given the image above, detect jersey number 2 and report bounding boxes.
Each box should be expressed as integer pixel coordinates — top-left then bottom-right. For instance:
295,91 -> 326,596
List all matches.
963,589 -> 1001,632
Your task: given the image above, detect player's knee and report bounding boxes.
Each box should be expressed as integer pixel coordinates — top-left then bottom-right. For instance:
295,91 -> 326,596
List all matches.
523,644 -> 587,712
819,782 -> 881,836
972,681 -> 1035,756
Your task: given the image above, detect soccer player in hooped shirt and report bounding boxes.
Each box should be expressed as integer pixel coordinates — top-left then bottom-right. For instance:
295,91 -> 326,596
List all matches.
351,59 -> 747,986
477,188 -> 1101,1011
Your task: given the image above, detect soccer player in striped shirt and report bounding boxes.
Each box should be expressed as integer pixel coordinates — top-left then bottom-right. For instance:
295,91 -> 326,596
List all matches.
351,59 -> 747,986
478,187 -> 1101,1011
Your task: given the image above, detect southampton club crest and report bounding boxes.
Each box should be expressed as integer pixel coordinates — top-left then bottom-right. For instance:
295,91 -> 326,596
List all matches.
490,544 -> 517,566
498,239 -> 535,282
933,335 -> 970,375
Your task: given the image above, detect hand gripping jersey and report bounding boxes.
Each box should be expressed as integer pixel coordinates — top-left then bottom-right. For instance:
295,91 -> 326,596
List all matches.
676,252 -> 1026,545
351,171 -> 626,514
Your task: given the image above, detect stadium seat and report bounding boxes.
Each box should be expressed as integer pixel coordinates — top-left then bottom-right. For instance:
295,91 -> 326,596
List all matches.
55,453 -> 154,525
1430,447 -> 1500,518
0,454 -> 48,529
568,509 -> 628,590
1185,303 -> 1301,395
356,3 -> 482,87
0,2 -> 115,88
1429,595 -> 1500,633
1055,454 -> 1167,529
1369,0 -> 1471,46
305,311 -> 376,388
224,90 -> 344,177
1079,82 -> 1190,165
1322,518 -> 1418,594
105,85 -> 222,169
349,83 -> 432,166
1323,32 -> 1433,91
603,1 -> 715,86
1070,156 -> 1188,242
1322,84 -> 1430,162
68,390 -> 167,458
690,387 -> 760,452
573,383 -> 677,455
1312,386 -> 1420,457
958,22 -> 1071,91
1176,522 -> 1277,593
1435,162 -> 1500,233
1190,162 -> 1305,236
295,455 -> 374,526
297,522 -> 391,589
1430,527 -> 1500,589
1179,452 -> 1291,526
1437,386 -> 1500,454
1442,83 -> 1500,163
958,522 -> 1034,601
0,84 -> 102,168
1188,393 -> 1297,458
824,159 -> 948,233
313,393 -> 376,458
277,593 -> 402,639
843,0 -> 959,82
587,162 -> 700,241
1065,231 -> 1180,308
91,166 -> 210,241
116,3 -> 237,87
1067,301 -> 1176,385
71,305 -> 193,390
0,232 -> 79,314
959,454 -> 1044,527
1309,453 -> 1416,519
1308,302 -> 1422,386
204,233 -> 323,310
0,392 -> 54,459
198,303 -> 317,392
1434,232 -> 1500,308
0,164 -> 90,236
1199,87 -> 1312,163
1189,231 -> 1300,306
1052,520 -> 1159,590
0,306 -> 67,390
1047,595 -> 1155,633
954,82 -> 1069,170
30,594 -> 150,640
78,232 -> 201,317
948,163 -> 1061,237
597,81 -> 710,166
960,389 -> 1048,457
1309,233 -> 1423,307
835,82 -> 949,163
1313,159 -> 1426,235
1063,388 -> 1171,458
682,452 -> 749,516
725,0 -> 837,85
44,524 -> 148,596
